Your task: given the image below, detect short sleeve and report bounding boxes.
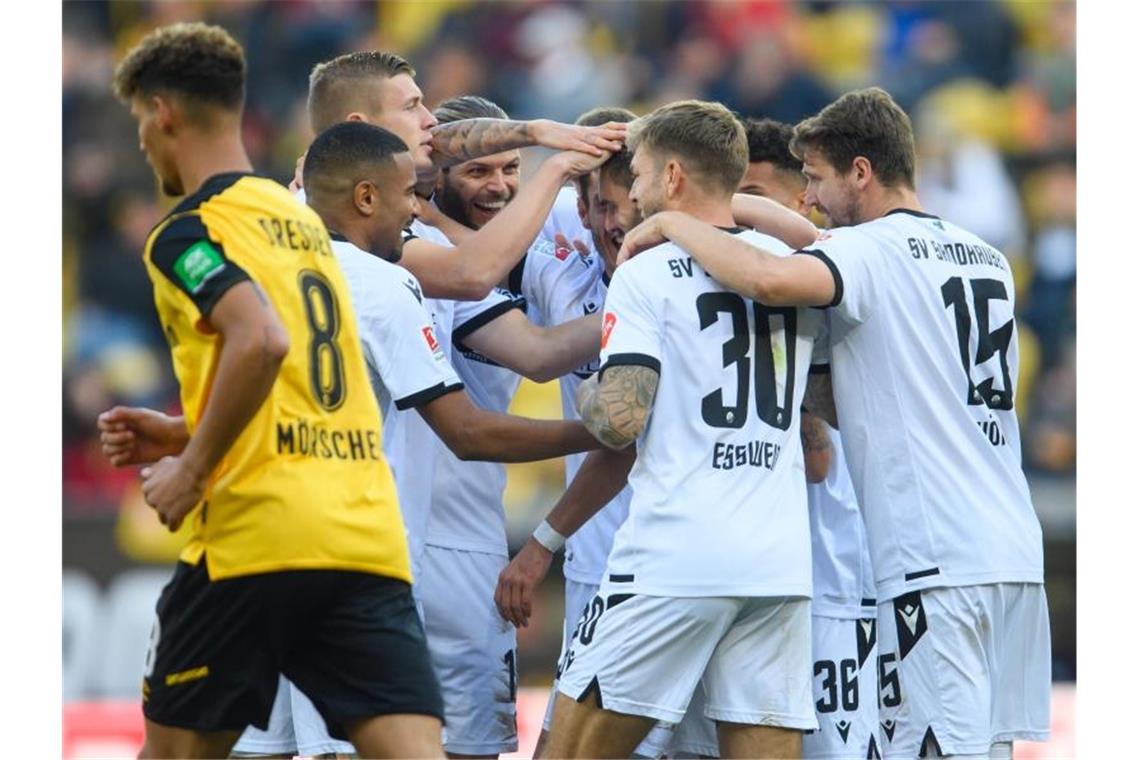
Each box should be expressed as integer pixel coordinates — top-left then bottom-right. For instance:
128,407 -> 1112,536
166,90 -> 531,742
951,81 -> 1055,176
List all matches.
598,258 -> 662,377
514,236 -> 587,326
148,213 -> 250,318
355,268 -> 462,410
796,227 -> 878,325
452,287 -> 524,345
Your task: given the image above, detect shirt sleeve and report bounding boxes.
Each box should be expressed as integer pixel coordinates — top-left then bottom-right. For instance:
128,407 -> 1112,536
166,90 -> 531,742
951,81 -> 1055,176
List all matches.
795,227 -> 878,325
148,213 -> 251,318
452,287 -> 525,345
810,311 -> 831,371
357,269 -> 463,410
513,236 -> 576,327
598,258 -> 662,377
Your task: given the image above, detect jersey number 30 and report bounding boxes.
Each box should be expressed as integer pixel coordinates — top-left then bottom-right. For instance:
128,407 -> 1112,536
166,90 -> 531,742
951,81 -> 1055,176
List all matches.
696,292 -> 797,430
298,270 -> 347,411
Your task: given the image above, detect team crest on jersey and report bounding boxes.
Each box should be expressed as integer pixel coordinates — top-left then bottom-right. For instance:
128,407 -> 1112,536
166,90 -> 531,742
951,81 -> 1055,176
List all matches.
422,326 -> 440,353
601,312 -> 616,348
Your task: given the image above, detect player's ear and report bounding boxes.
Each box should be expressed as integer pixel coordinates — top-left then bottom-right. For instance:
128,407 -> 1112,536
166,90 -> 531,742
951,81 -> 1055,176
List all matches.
851,156 -> 873,188
353,180 -> 376,216
152,95 -> 176,133
664,159 -> 683,199
345,112 -> 368,124
794,188 -> 810,216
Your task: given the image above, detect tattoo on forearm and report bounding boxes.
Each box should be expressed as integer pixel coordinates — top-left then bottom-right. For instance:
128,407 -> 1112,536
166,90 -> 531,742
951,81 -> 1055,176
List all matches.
581,366 -> 659,449
800,414 -> 831,454
431,119 -> 530,166
804,372 -> 838,428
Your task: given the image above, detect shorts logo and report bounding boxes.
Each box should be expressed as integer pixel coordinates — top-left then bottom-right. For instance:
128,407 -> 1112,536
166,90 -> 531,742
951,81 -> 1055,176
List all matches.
893,592 -> 928,660
173,240 -> 226,294
881,720 -> 897,742
422,326 -> 440,352
857,618 -> 876,669
164,665 -> 209,686
601,312 -> 617,348
835,719 -> 851,744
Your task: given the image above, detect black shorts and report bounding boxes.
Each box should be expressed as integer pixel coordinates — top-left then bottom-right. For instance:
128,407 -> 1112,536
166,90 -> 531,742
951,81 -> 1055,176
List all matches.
142,559 -> 443,738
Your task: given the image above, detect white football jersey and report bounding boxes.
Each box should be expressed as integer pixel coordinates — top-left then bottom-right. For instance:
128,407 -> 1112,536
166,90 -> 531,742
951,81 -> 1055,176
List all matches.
802,209 -> 1044,601
807,422 -> 876,619
599,228 -> 823,597
331,236 -> 462,575
540,185 -> 590,244
404,219 -> 522,556
514,234 -> 630,585
425,288 -> 525,556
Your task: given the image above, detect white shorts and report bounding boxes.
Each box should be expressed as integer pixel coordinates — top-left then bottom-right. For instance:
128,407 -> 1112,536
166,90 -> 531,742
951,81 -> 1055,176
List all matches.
232,675 -> 355,756
420,544 -> 518,755
557,582 -> 817,730
876,583 -> 1051,758
803,615 -> 879,759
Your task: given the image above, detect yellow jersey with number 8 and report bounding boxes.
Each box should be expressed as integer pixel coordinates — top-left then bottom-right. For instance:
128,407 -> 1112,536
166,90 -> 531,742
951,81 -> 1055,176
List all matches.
142,172 -> 410,583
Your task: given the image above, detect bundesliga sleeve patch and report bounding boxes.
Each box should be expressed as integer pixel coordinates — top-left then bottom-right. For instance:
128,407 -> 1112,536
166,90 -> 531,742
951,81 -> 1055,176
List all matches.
422,325 -> 441,353
601,312 -> 617,348
173,240 -> 227,294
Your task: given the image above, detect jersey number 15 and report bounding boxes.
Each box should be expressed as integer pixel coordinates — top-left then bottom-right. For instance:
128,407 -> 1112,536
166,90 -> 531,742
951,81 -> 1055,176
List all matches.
941,276 -> 1014,411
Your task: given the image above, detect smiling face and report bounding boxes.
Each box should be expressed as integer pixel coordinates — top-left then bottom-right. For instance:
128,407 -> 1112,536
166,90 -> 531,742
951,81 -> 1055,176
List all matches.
800,146 -> 861,227
368,73 -> 438,174
434,150 -> 520,229
580,170 -> 639,273
130,95 -> 183,196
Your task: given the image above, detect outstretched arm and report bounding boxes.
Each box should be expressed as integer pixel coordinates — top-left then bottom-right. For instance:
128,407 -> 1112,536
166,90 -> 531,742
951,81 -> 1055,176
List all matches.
618,211 -> 836,307
731,193 -> 820,249
430,118 -> 626,168
495,446 -> 636,627
416,389 -> 598,462
402,150 -> 609,300
462,310 -> 602,383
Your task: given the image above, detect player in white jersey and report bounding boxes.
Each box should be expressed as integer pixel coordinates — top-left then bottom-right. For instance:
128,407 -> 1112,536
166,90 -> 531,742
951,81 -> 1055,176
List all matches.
619,88 -> 1050,759
544,100 -> 821,759
739,117 -> 880,760
234,122 -> 606,759
302,51 -> 624,302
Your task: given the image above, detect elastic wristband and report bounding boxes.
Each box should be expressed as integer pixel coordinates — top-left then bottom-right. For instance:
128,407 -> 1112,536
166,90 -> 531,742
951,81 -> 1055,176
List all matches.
532,519 -> 566,553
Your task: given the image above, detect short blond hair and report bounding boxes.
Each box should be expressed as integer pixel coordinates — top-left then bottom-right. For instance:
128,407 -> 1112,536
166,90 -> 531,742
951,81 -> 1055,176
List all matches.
627,100 -> 747,195
308,51 -> 416,134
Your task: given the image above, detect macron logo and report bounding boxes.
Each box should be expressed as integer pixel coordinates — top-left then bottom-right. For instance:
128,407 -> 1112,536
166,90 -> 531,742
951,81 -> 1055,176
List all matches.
897,603 -> 921,635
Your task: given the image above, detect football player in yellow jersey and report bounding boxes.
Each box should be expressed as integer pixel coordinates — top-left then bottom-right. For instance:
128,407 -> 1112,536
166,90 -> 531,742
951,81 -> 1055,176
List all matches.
104,22 -> 445,759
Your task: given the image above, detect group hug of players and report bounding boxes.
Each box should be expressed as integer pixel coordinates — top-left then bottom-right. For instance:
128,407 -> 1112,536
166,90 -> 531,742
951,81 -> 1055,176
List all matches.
96,20 -> 1051,760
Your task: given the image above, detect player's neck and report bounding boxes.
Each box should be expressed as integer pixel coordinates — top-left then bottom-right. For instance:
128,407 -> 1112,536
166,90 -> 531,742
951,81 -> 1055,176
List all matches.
175,132 -> 253,197
666,196 -> 736,228
862,186 -> 923,224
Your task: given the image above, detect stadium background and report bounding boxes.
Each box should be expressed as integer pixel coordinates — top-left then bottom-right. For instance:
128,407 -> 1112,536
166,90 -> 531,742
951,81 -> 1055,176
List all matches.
61,1 -> 1076,756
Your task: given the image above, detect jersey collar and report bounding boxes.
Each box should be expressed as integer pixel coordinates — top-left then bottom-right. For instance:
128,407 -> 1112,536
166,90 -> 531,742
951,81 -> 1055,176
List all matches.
884,208 -> 941,220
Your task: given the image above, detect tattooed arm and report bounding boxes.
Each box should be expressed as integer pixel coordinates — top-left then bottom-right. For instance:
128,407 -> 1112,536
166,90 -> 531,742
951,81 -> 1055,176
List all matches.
804,370 -> 838,429
575,365 -> 660,450
430,118 -> 626,169
801,411 -> 832,484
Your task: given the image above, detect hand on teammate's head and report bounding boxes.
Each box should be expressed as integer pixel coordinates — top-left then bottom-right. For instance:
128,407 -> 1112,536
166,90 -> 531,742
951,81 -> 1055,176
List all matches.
532,119 -> 626,157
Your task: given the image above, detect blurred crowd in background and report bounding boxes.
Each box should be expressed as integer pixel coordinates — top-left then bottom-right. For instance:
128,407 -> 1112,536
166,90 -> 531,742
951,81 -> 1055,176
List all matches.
62,0 -> 1077,687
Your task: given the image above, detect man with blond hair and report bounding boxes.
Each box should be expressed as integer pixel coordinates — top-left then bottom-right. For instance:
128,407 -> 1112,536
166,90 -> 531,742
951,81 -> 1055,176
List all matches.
545,101 -> 824,759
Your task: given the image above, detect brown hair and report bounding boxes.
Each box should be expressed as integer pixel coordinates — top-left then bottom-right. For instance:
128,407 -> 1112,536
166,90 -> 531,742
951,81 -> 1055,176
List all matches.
308,51 -> 415,134
112,22 -> 245,113
574,106 -> 638,198
790,87 -> 916,189
627,100 -> 747,195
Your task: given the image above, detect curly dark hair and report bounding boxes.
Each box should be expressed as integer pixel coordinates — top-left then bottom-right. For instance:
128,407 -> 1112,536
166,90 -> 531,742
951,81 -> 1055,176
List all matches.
112,22 -> 245,111
743,118 -> 799,173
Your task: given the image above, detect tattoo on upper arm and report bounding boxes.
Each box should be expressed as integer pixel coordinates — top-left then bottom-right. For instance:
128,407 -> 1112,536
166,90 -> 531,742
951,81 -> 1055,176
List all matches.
431,119 -> 529,166
804,372 -> 838,429
580,365 -> 659,449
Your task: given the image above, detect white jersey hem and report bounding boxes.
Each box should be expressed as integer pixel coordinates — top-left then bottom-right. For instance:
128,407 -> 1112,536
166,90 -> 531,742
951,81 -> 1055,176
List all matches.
617,584 -> 812,599
422,536 -> 507,557
877,571 -> 1044,602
